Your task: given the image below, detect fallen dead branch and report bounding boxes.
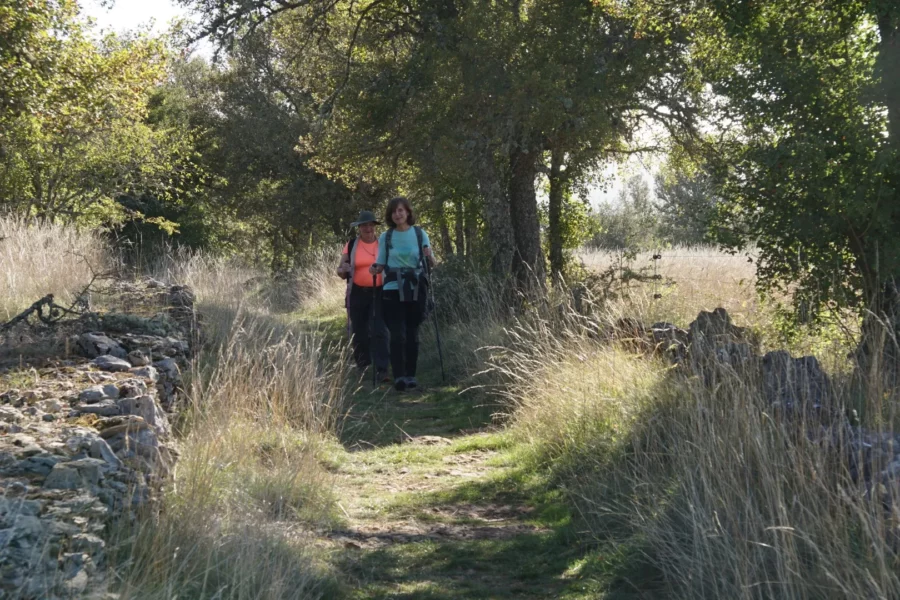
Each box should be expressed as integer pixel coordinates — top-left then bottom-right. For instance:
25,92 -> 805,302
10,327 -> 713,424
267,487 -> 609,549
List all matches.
0,294 -> 84,332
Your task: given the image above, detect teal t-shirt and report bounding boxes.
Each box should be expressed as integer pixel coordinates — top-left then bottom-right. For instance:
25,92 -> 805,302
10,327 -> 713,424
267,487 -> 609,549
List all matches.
376,227 -> 431,291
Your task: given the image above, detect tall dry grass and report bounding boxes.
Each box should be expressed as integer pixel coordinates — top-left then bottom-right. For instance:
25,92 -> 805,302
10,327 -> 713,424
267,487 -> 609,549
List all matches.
292,247 -> 349,316
112,253 -> 350,599
0,219 -> 350,596
617,372 -> 900,599
0,220 -> 350,597
580,246 -> 760,327
0,217 -> 113,319
490,250 -> 900,599
8,217 -> 894,598
580,246 -> 857,368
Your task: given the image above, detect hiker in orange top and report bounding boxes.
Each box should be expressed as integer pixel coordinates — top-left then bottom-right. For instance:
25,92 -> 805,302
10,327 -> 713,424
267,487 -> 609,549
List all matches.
336,210 -> 390,382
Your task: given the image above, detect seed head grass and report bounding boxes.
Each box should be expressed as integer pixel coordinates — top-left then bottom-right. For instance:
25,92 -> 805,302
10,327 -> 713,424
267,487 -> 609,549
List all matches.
491,249 -> 900,599
0,217 -> 113,319
5,217 -> 897,599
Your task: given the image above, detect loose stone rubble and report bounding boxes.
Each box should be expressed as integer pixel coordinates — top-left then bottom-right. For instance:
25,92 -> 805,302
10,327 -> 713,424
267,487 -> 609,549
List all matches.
0,280 -> 195,599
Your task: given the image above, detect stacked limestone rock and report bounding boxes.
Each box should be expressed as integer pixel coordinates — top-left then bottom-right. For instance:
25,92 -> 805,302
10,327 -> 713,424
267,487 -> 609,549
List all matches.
647,309 -> 833,416
645,309 -> 900,511
0,282 -> 193,599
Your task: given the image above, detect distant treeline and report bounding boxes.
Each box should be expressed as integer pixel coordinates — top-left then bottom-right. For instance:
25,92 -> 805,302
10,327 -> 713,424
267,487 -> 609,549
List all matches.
2,0 -> 899,316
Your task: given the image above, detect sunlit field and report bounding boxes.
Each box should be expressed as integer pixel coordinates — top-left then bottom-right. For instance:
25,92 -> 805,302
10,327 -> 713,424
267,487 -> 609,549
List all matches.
580,246 -> 760,324
580,246 -> 857,367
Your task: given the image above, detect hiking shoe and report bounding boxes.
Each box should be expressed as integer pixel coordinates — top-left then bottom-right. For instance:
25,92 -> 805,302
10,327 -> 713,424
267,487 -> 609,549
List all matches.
394,378 -> 407,392
405,377 -> 418,391
376,370 -> 391,383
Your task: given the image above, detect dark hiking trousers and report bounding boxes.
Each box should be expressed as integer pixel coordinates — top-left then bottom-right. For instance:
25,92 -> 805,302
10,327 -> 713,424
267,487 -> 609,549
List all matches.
348,285 -> 389,371
381,290 -> 425,379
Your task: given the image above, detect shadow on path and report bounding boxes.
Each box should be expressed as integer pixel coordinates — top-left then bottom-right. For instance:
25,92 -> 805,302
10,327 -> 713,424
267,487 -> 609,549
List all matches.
339,382 -> 502,449
330,461 -> 586,600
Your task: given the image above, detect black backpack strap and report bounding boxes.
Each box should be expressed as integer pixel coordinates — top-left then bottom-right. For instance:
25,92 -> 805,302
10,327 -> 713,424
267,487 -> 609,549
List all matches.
346,237 -> 357,278
344,237 -> 356,308
383,229 -> 393,269
413,226 -> 430,302
414,226 -> 425,268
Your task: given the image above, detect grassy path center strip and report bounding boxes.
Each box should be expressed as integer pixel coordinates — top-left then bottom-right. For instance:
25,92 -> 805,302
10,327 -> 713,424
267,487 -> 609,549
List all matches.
298,312 -> 604,599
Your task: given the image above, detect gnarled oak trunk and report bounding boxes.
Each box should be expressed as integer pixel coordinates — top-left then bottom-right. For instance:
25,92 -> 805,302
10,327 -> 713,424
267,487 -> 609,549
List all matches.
508,146 -> 546,294
475,145 -> 515,283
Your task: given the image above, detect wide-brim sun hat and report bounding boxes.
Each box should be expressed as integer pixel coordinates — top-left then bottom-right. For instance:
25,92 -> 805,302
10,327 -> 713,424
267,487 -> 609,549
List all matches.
350,210 -> 381,227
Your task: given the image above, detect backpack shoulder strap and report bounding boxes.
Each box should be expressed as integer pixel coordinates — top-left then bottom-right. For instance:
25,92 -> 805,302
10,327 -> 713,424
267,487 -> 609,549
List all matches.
348,237 -> 358,270
383,229 -> 394,268
414,226 -> 425,269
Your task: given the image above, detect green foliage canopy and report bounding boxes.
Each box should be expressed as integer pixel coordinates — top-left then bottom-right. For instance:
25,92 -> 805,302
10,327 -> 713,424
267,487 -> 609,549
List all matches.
696,0 -> 900,311
187,0 -> 703,289
0,5 -> 196,229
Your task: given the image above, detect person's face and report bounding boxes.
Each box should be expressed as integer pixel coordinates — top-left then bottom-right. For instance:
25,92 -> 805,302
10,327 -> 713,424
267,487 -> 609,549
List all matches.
392,204 -> 409,226
358,222 -> 376,239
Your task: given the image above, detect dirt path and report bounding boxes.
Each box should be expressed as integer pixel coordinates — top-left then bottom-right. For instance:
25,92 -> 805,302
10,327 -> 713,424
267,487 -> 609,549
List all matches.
292,312 -> 601,599
317,379 -> 589,599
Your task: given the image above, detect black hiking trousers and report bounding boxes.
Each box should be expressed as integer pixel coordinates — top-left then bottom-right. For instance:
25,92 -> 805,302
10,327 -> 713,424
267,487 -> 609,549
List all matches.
348,285 -> 389,371
381,290 -> 425,379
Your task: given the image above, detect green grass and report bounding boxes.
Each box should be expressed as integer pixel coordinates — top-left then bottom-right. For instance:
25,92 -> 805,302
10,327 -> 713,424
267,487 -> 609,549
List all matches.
338,533 -> 579,599
0,366 -> 41,389
328,440 -> 607,599
323,433 -> 659,599
297,306 -> 505,449
340,384 -> 503,448
284,285 -> 676,600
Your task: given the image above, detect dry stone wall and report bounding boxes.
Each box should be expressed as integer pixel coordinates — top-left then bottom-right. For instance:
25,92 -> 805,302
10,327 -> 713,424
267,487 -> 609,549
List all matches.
0,281 -> 195,599
646,309 -> 900,515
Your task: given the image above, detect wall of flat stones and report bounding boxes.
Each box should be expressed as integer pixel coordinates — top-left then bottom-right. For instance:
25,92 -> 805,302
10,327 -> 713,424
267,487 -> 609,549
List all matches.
0,281 -> 195,599
645,309 -> 900,512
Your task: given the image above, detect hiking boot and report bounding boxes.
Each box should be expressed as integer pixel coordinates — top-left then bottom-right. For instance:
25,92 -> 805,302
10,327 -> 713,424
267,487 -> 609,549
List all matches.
394,378 -> 407,392
376,369 -> 391,383
405,377 -> 418,391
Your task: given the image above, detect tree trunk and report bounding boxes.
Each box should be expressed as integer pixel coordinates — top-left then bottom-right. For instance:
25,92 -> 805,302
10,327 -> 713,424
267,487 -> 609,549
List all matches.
433,194 -> 454,258
464,199 -> 478,259
856,15 -> 900,391
855,272 -> 900,396
475,145 -> 514,282
454,198 -> 465,257
271,229 -> 286,274
547,145 -> 566,286
877,13 -> 900,145
508,145 -> 546,293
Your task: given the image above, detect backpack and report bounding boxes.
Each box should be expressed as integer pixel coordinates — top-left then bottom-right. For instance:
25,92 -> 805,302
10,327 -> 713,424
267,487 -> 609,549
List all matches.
343,236 -> 357,310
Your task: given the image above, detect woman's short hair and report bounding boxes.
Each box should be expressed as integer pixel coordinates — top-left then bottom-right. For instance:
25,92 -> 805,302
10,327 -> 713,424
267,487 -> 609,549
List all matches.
385,196 -> 416,228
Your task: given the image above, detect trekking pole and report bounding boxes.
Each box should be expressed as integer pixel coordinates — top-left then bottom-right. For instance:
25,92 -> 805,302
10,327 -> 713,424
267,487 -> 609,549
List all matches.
371,273 -> 378,388
424,257 -> 446,383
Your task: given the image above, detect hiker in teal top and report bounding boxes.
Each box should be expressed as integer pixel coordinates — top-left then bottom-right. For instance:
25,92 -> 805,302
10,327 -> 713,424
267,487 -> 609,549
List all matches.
370,197 -> 435,391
